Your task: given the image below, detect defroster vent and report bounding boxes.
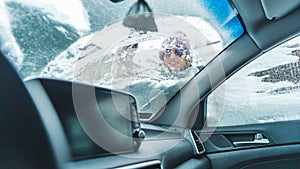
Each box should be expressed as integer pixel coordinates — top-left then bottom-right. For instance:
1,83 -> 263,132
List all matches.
190,131 -> 205,155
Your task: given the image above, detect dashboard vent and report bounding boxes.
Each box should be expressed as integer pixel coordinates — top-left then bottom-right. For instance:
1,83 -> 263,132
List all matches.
190,131 -> 205,154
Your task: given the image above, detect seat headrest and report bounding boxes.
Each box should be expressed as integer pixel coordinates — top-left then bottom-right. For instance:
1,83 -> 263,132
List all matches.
0,52 -> 58,169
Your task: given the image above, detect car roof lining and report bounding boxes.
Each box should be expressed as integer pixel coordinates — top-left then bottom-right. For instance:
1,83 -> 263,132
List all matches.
260,0 -> 300,20
232,0 -> 300,50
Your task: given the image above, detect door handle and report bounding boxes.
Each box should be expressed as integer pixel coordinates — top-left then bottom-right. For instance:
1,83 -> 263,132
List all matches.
233,133 -> 270,147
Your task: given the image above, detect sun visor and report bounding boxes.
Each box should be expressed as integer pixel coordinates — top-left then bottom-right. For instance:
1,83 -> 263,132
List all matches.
261,0 -> 300,20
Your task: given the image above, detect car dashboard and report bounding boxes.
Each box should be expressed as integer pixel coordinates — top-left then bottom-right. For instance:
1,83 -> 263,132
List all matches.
24,78 -> 210,169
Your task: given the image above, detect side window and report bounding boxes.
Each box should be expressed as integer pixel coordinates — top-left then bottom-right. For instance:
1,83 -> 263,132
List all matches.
207,36 -> 300,127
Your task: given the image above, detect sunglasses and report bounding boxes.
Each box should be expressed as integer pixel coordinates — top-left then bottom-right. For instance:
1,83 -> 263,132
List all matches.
163,49 -> 184,58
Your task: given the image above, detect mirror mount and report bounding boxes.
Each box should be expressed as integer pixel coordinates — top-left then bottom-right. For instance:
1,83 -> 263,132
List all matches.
123,0 -> 158,33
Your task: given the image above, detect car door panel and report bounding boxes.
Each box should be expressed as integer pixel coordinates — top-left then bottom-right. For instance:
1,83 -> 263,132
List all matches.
198,120 -> 300,169
206,144 -> 300,169
202,120 -> 300,147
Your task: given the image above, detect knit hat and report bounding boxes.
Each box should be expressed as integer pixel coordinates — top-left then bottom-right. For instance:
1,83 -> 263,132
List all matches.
159,35 -> 192,63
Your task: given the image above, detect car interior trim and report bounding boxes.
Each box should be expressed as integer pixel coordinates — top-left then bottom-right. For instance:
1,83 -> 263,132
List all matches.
115,160 -> 161,169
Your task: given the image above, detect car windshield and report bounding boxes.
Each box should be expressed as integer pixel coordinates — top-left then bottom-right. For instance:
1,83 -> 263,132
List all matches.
0,0 -> 243,121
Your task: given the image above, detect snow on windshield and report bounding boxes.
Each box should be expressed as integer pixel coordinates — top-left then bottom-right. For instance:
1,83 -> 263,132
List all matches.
56,15 -> 222,120
0,0 -> 243,120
